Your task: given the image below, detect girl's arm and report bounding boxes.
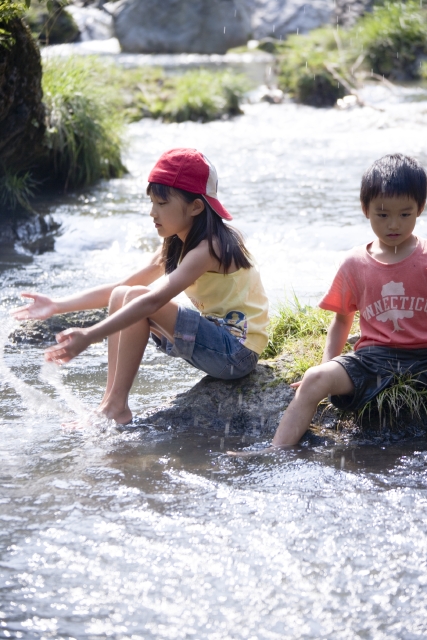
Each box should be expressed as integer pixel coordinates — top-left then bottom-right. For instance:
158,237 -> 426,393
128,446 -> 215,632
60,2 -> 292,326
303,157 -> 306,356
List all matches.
11,247 -> 164,321
45,241 -> 215,362
321,312 -> 355,362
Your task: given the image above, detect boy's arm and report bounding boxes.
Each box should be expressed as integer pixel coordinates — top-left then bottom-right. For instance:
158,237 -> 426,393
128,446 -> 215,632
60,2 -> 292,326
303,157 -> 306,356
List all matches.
321,312 -> 355,363
11,247 -> 164,320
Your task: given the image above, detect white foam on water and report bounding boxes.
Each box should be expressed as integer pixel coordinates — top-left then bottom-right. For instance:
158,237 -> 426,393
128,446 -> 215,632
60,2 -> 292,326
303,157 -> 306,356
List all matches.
0,317 -> 65,417
40,361 -> 90,420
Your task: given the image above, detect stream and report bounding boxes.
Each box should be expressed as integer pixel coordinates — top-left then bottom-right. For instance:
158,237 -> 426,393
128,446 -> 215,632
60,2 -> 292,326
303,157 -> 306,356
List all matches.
1,80 -> 427,638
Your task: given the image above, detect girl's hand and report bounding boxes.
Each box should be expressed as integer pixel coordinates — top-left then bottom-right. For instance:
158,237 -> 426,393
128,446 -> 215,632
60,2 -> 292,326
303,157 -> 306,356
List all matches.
10,293 -> 57,321
45,328 -> 91,364
290,380 -> 302,390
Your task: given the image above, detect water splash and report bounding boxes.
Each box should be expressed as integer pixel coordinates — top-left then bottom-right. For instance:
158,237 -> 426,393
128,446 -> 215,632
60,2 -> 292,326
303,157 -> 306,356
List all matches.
0,317 -> 64,417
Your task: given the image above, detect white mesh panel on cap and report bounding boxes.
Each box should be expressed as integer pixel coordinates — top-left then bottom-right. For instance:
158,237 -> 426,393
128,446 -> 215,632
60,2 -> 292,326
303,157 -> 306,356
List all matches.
202,154 -> 219,198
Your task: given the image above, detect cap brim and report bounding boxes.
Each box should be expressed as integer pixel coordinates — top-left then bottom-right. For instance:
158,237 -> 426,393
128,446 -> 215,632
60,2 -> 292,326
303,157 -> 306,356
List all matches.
202,195 -> 233,221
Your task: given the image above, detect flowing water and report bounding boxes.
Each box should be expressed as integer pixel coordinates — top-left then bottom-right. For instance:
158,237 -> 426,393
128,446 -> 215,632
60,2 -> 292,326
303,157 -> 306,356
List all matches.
2,83 -> 427,639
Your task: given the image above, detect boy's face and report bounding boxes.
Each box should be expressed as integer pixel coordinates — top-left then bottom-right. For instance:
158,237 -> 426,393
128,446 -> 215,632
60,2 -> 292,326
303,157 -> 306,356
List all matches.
363,196 -> 422,249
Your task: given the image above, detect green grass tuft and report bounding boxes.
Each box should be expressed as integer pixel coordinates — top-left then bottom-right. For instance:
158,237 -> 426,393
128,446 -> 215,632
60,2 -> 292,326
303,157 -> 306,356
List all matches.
42,56 -> 126,189
276,1 -> 427,106
357,371 -> 427,428
0,170 -> 38,213
354,0 -> 427,80
160,70 -> 250,122
261,297 -> 359,383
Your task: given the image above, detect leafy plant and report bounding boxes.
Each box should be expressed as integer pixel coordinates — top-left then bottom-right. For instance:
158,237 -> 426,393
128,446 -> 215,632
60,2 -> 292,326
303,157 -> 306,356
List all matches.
0,0 -> 25,47
353,0 -> 427,79
356,371 -> 427,427
157,69 -> 250,122
277,28 -> 348,106
0,170 -> 38,212
42,56 -> 126,189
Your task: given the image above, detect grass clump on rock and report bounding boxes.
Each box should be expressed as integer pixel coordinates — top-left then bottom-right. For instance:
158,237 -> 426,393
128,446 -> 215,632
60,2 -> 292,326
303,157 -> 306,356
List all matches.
261,297 -> 359,382
96,63 -> 250,123
42,55 -> 126,189
276,0 -> 427,106
354,0 -> 427,80
277,28 -> 347,107
357,371 -> 427,429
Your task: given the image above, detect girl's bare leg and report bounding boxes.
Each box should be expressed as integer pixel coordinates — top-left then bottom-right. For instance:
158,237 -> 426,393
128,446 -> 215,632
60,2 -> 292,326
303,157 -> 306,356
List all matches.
271,361 -> 354,447
102,286 -> 131,401
99,286 -> 179,424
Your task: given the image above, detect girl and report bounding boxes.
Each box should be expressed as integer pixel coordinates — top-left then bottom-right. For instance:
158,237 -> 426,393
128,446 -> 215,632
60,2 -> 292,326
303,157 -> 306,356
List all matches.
12,148 -> 269,425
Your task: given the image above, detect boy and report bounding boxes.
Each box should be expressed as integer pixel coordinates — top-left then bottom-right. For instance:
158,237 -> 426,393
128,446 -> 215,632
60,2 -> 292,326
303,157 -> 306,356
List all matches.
271,153 -> 427,447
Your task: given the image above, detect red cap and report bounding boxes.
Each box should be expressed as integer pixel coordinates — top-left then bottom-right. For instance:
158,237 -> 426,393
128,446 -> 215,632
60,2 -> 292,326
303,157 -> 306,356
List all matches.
148,148 -> 232,220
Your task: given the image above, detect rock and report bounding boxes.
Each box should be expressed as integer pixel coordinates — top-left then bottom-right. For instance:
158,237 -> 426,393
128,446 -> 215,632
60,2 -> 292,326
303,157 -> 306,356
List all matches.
137,361 -> 294,435
10,309 -> 108,345
66,5 -> 114,41
110,0 -> 251,54
244,0 -> 372,39
133,362 -> 427,445
0,15 -> 46,176
0,212 -> 60,254
25,1 -> 80,45
244,0 -> 334,39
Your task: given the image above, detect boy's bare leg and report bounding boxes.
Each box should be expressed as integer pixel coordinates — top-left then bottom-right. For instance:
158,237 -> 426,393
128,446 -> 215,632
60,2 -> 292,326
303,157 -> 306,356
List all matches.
228,360 -> 354,456
99,287 -> 179,424
272,361 -> 354,446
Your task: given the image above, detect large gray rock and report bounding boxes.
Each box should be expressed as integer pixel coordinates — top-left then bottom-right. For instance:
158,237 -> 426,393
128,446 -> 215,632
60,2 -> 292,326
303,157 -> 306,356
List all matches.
108,0 -> 372,54
67,5 -> 114,41
109,0 -> 251,54
244,0 -> 333,39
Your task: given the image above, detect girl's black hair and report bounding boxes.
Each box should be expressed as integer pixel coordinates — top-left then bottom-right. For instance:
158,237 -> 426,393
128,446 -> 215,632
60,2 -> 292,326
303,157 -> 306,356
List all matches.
360,153 -> 427,212
147,182 -> 253,274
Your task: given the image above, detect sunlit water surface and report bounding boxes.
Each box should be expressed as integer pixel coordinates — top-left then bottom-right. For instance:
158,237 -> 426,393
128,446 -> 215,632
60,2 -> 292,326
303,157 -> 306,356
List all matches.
1,87 -> 427,638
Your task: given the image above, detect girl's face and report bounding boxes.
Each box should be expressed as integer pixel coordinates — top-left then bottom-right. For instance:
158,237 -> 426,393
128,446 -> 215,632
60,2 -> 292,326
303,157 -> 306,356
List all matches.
149,193 -> 203,241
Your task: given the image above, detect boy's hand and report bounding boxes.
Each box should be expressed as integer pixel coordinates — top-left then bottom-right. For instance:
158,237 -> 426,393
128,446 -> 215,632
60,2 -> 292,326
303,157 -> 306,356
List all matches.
290,380 -> 302,389
10,293 -> 57,321
45,328 -> 91,364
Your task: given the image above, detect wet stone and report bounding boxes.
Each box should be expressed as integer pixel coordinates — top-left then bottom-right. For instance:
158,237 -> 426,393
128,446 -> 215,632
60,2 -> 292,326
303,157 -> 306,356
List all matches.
9,309 -> 108,345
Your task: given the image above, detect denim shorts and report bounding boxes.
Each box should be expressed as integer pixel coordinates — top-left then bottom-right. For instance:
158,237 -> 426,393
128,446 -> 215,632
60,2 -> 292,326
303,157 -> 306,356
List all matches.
330,346 -> 427,411
151,305 -> 259,380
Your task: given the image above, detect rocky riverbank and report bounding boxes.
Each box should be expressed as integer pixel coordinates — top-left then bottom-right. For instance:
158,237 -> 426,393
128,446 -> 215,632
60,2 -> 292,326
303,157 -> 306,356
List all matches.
9,311 -> 427,446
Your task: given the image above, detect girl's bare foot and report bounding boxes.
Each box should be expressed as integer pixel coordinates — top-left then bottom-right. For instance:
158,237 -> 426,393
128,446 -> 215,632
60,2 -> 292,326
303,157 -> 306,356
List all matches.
97,403 -> 133,426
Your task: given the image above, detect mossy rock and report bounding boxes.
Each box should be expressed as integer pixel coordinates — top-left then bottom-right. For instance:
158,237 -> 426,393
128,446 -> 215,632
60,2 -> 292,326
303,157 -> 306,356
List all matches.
356,1 -> 427,80
24,1 -> 79,45
0,9 -> 46,186
257,37 -> 279,54
294,69 -> 345,107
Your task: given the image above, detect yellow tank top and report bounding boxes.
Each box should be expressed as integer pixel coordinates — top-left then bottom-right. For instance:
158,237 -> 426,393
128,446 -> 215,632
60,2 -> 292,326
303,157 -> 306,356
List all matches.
185,266 -> 269,355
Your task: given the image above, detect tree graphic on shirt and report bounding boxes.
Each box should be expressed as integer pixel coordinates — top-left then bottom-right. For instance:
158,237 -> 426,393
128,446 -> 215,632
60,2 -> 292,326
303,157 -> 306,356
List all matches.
376,281 -> 413,332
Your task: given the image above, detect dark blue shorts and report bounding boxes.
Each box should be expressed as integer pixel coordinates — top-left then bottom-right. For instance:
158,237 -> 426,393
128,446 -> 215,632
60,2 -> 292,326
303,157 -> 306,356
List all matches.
330,346 -> 427,411
151,305 -> 259,380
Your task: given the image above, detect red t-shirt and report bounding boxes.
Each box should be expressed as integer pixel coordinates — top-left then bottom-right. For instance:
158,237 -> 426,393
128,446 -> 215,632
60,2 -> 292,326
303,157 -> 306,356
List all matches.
319,237 -> 427,351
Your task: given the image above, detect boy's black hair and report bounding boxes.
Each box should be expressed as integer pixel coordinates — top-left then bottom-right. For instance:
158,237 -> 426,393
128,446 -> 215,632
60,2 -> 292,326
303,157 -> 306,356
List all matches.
360,153 -> 427,213
147,183 -> 252,274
